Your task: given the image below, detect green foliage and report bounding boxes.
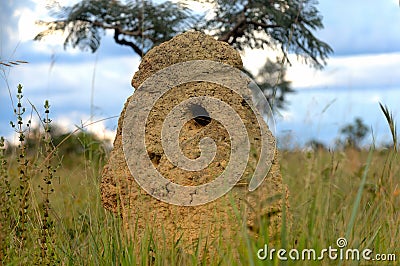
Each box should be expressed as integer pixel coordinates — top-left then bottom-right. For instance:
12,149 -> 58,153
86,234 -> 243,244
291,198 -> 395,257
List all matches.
0,84 -> 111,264
283,149 -> 399,265
338,117 -> 369,149
38,99 -> 59,265
12,84 -> 32,254
36,0 -> 332,68
52,129 -> 109,166
0,136 -> 13,262
2,137 -> 399,264
305,139 -> 326,151
253,58 -> 293,110
199,0 -> 332,68
35,0 -> 193,56
21,123 -> 109,167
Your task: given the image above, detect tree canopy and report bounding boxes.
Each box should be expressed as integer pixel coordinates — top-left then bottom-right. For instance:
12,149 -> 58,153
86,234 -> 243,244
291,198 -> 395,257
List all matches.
35,0 -> 332,109
198,0 -> 332,68
339,117 -> 369,149
36,0 -> 193,56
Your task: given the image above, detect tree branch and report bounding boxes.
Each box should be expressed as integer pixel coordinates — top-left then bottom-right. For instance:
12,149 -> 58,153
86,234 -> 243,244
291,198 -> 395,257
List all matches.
113,29 -> 143,57
294,39 -> 321,68
248,20 -> 281,29
76,18 -> 143,37
217,12 -> 246,43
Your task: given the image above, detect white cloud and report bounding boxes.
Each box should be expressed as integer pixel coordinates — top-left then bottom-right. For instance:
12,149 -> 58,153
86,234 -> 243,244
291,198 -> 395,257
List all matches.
369,94 -> 381,104
3,54 -> 138,145
286,52 -> 400,90
85,119 -> 116,143
56,113 -> 116,143
242,49 -> 400,94
18,9 -> 40,42
16,1 -> 79,53
279,110 -> 294,122
241,47 -> 282,75
5,112 -> 116,146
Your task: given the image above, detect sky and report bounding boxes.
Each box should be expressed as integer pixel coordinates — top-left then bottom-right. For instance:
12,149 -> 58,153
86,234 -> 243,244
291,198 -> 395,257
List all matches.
1,0 -> 400,149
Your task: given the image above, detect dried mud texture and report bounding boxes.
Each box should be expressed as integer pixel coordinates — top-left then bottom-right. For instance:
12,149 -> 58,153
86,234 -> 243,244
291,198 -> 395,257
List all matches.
101,31 -> 290,256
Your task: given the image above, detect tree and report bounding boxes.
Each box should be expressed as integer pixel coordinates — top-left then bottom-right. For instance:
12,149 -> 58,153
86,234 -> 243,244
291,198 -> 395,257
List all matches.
242,58 -> 292,109
35,0 -> 194,56
22,124 -> 109,164
338,117 -> 369,149
198,0 -> 332,69
306,139 -> 326,151
255,58 -> 293,109
35,0 -> 332,107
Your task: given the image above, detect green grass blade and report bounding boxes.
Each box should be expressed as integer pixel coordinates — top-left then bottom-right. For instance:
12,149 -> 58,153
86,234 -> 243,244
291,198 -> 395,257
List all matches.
345,148 -> 373,239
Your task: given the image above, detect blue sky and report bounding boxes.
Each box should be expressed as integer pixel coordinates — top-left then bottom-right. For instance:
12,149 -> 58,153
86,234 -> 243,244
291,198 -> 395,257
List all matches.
1,0 -> 400,148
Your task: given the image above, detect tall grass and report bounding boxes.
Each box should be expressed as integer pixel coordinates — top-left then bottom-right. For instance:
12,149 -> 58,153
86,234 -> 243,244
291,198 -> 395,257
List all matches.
0,84 -> 399,265
380,102 -> 398,152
